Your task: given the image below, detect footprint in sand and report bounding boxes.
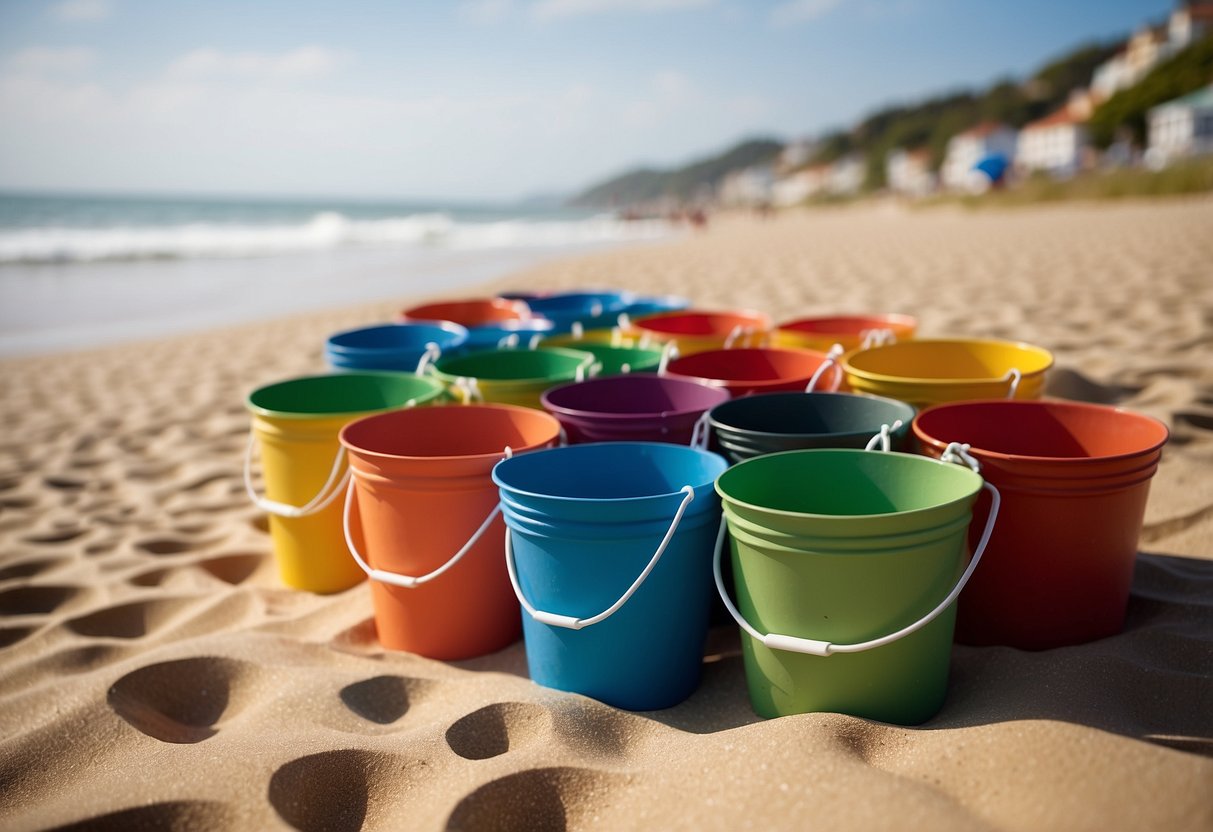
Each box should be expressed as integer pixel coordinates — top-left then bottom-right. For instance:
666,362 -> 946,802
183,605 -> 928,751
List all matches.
445,702 -> 555,760
444,767 -> 632,832
338,674 -> 434,728
0,584 -> 82,616
0,556 -> 69,581
268,749 -> 420,832
47,801 -> 236,831
107,656 -> 261,744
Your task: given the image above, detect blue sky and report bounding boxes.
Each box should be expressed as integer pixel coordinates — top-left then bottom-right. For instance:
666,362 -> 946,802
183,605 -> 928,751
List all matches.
0,0 -> 1174,201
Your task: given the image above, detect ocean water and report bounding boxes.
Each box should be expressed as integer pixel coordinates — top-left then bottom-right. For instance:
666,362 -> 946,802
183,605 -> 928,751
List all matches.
0,193 -> 671,355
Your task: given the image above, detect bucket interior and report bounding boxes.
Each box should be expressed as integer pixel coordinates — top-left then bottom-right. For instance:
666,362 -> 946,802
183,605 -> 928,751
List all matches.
718,450 -> 976,516
248,373 -> 441,417
847,340 -> 1052,380
343,404 -> 557,458
496,443 -> 725,500
915,401 -> 1168,459
638,312 -> 766,337
436,348 -> 589,381
543,376 -> 726,417
327,323 -> 461,352
712,392 -> 913,436
404,299 -> 527,325
669,348 -> 822,381
780,314 -> 915,337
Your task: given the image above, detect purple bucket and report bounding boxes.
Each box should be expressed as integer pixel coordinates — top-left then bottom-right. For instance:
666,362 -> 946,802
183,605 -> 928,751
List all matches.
540,374 -> 730,445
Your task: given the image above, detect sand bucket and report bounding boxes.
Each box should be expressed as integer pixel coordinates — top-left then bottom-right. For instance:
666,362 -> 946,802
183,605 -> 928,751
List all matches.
623,294 -> 691,318
913,400 -> 1168,649
494,442 -> 728,710
398,297 -> 532,328
245,372 -> 447,593
541,375 -> 731,445
632,309 -> 772,356
774,313 -> 917,353
664,347 -> 834,398
323,322 -> 468,372
540,338 -> 666,375
526,291 -> 632,333
707,391 -> 916,464
429,346 -> 597,409
339,403 -> 561,658
715,446 -> 999,724
842,338 -> 1053,407
462,318 -> 557,352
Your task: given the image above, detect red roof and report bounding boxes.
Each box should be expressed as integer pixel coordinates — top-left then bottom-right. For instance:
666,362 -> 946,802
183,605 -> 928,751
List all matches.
1185,3 -> 1213,23
1022,108 -> 1085,132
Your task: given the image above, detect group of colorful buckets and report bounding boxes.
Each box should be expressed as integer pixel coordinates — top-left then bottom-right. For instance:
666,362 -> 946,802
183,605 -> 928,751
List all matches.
245,289 -> 1168,724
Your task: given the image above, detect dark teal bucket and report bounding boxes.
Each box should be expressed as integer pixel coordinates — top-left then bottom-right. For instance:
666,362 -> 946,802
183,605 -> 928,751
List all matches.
493,442 -> 727,710
708,392 -> 916,464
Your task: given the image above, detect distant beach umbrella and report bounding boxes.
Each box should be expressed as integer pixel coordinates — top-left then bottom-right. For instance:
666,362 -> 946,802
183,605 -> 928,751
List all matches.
973,153 -> 1009,184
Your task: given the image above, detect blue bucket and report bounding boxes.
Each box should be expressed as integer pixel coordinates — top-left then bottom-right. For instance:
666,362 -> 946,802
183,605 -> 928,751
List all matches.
464,318 -> 556,352
624,294 -> 691,318
493,442 -> 727,710
526,291 -> 632,333
325,322 -> 468,372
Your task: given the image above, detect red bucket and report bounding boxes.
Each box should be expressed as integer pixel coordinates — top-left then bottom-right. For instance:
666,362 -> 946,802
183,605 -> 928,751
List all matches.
631,309 -> 771,356
913,400 -> 1168,649
398,297 -> 531,327
664,347 -> 835,398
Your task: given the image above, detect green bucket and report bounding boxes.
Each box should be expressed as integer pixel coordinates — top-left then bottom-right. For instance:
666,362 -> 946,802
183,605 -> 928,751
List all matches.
559,341 -> 666,375
429,347 -> 597,409
714,447 -> 998,724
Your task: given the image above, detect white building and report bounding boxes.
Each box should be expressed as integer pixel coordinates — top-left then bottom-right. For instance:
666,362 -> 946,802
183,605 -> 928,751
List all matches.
1016,108 -> 1090,177
777,140 -> 817,172
717,165 -> 775,207
1092,4 -> 1213,99
771,165 -> 830,206
827,155 -> 865,196
1148,85 -> 1213,164
1169,2 -> 1213,50
886,148 -> 936,196
941,123 -> 1018,191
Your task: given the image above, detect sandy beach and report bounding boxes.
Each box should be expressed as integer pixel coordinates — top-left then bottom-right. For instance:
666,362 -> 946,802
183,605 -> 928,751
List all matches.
1,199 -> 1210,831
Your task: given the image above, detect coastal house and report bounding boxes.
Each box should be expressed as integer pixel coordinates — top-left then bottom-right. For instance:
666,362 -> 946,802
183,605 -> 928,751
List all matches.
1016,108 -> 1090,177
771,165 -> 830,206
827,155 -> 865,196
1092,4 -> 1213,99
941,123 -> 1018,191
1147,85 -> 1213,164
1168,2 -> 1213,50
777,140 -> 817,172
886,148 -> 936,197
717,165 -> 775,207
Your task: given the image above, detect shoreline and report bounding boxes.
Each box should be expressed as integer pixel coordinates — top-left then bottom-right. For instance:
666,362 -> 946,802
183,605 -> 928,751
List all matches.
0,198 -> 1210,831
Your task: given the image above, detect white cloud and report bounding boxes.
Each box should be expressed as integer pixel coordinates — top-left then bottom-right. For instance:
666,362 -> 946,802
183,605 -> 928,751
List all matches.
531,0 -> 714,21
5,46 -> 96,76
53,0 -> 113,22
459,0 -> 516,24
769,0 -> 841,26
166,46 -> 343,82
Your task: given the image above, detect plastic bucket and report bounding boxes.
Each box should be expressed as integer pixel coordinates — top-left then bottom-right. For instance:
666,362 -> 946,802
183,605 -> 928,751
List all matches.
664,347 -> 833,398
843,338 -> 1053,407
708,392 -> 916,464
913,399 -> 1168,649
245,372 -> 448,593
462,318 -> 557,352
494,442 -> 728,710
339,403 -> 562,658
774,313 -> 917,352
623,294 -> 691,318
715,448 -> 996,724
398,297 -> 532,327
541,375 -> 731,445
324,322 -> 468,372
547,340 -> 666,375
632,309 -> 772,356
430,347 -> 597,409
526,291 -> 632,333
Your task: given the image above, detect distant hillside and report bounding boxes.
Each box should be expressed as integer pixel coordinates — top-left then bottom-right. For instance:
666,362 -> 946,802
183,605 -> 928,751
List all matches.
569,138 -> 783,208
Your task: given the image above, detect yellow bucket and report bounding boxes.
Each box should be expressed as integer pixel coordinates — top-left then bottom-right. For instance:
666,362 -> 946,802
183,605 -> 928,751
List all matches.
773,313 -> 917,352
245,372 -> 447,593
842,338 -> 1053,408
429,347 -> 597,409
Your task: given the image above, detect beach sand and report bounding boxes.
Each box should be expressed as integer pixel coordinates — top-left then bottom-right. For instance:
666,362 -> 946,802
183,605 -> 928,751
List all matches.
1,198 -> 1210,831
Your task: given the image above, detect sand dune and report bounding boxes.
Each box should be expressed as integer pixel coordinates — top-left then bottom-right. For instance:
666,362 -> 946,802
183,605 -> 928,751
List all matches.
1,198 -> 1210,831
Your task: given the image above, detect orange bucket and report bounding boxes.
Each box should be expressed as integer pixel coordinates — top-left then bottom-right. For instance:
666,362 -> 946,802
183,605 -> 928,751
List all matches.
774,313 -> 917,352
339,403 -> 561,659
631,309 -> 771,356
397,297 -> 531,326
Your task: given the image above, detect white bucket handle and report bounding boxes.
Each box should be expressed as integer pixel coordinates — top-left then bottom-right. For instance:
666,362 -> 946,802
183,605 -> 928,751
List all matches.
805,343 -> 845,393
575,354 -> 597,382
343,447 -> 514,589
506,485 -> 696,630
860,327 -> 897,349
863,419 -> 904,452
497,333 -> 521,349
244,430 -> 352,518
723,324 -> 759,349
1004,368 -> 1022,398
414,342 -> 442,376
714,443 -> 999,656
690,410 -> 712,451
615,313 -> 631,333
657,341 -> 679,375
452,376 -> 484,404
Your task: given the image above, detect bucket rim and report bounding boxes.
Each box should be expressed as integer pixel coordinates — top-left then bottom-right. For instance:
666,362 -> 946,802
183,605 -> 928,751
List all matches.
714,447 -> 983,521
842,337 -> 1054,384
468,318 -> 557,334
707,391 -> 916,439
245,371 -> 445,420
325,320 -> 468,354
432,346 -> 596,385
339,402 -> 561,463
631,308 -> 773,333
493,441 -> 727,505
776,312 -> 918,334
399,296 -> 532,323
913,399 -> 1170,465
541,375 -> 730,422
